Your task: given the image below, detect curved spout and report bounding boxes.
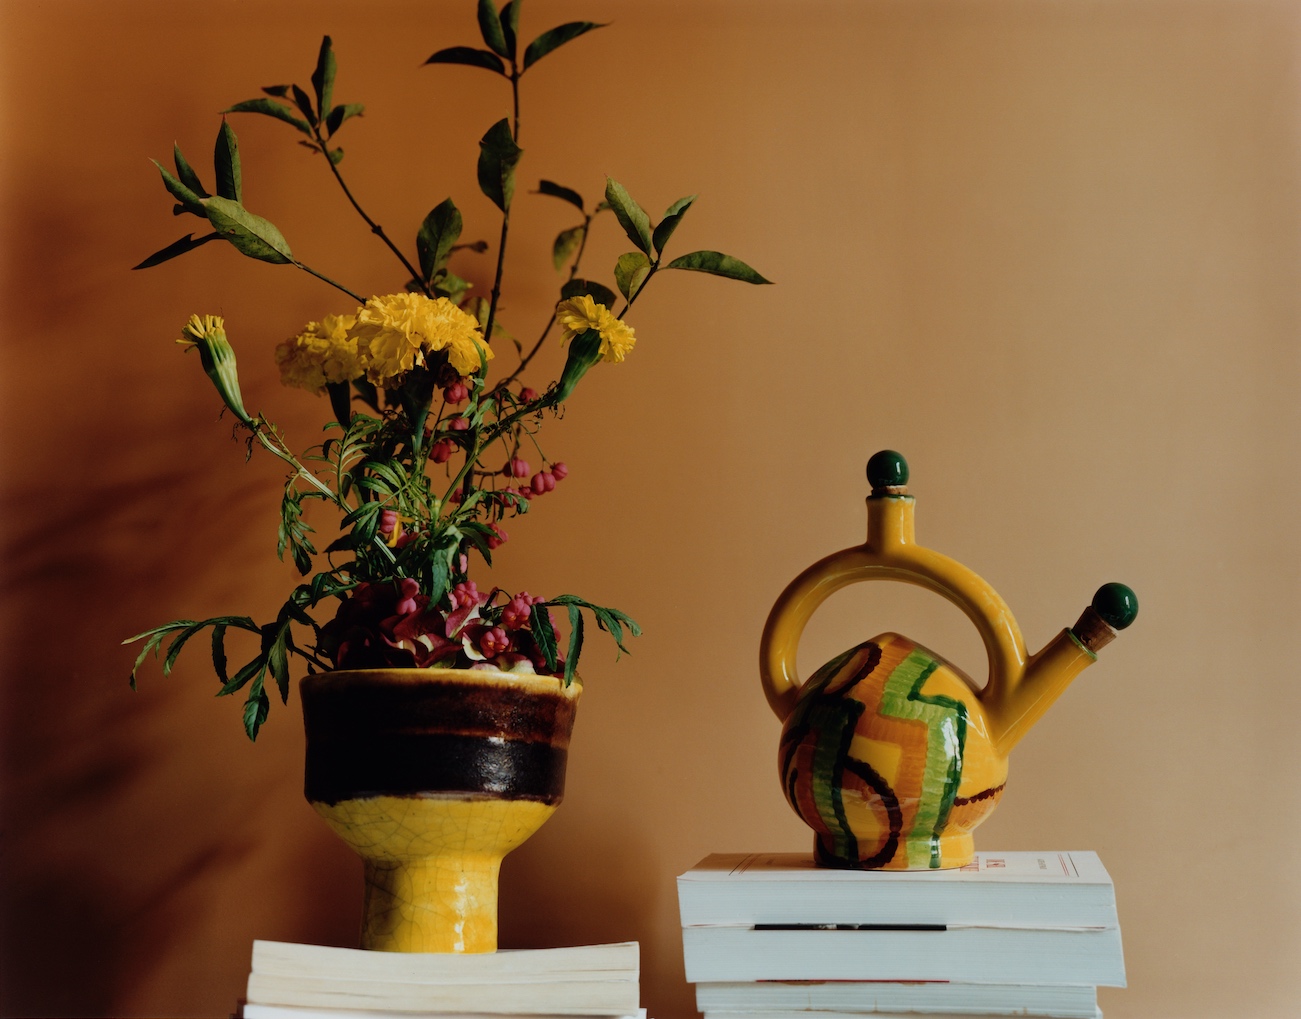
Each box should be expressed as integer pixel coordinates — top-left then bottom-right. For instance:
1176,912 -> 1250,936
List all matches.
986,584 -> 1139,755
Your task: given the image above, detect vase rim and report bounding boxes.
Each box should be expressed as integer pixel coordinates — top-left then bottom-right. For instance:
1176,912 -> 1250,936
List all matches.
300,666 -> 581,701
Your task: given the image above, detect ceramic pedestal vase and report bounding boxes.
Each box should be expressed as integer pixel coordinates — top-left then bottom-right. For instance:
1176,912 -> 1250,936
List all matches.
300,668 -> 579,952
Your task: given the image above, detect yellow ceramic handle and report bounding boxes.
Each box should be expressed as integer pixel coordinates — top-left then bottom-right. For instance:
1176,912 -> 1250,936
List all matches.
759,491 -> 1029,723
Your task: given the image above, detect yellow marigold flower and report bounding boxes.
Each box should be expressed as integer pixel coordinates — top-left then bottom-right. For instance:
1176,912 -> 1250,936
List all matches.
595,316 -> 636,363
350,293 -> 491,385
275,314 -> 362,395
555,296 -> 636,364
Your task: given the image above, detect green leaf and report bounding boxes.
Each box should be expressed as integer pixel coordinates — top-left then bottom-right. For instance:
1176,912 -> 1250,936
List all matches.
327,146 -> 344,165
604,177 -> 653,254
417,198 -> 464,281
218,654 -> 264,697
459,522 -> 495,565
212,624 -> 229,684
153,160 -> 205,216
523,21 -> 605,71
500,1 -> 521,58
606,607 -> 643,637
666,250 -> 772,284
477,0 -> 509,57
172,144 -> 209,198
133,232 -> 221,270
537,180 -> 584,210
423,46 -> 506,74
267,628 -> 290,704
291,83 -> 317,126
344,500 -> 381,545
564,604 -> 583,685
213,120 -> 241,203
614,251 -> 651,301
531,603 -> 558,673
312,36 -> 337,120
126,629 -> 169,689
325,102 -> 365,136
476,118 -> 522,213
363,459 -> 409,492
262,84 -> 292,98
162,619 -> 211,676
242,673 -> 270,741
561,278 -> 617,309
224,98 -> 312,135
427,550 -> 451,607
432,270 -> 472,304
203,196 -> 293,264
591,606 -> 630,656
552,226 -> 584,272
652,195 -> 695,254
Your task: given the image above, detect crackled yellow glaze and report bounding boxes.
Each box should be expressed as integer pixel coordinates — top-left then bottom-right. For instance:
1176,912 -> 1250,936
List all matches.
314,794 -> 557,952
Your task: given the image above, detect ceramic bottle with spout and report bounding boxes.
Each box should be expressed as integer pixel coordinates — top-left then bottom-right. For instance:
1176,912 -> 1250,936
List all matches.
759,451 -> 1138,870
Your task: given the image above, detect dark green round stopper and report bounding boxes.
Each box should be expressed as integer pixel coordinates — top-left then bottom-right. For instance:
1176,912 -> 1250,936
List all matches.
1092,583 -> 1138,630
866,450 -> 909,489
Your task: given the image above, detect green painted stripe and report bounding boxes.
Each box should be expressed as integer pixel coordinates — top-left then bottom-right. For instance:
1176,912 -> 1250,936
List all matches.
878,647 -> 968,868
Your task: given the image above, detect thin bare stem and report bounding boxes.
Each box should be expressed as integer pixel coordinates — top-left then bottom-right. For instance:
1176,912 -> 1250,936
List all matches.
292,260 -> 364,303
311,125 -> 432,297
498,210 -> 595,388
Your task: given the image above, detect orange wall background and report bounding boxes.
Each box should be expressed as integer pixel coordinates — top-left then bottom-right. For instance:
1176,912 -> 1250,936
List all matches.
2,1 -> 1299,1017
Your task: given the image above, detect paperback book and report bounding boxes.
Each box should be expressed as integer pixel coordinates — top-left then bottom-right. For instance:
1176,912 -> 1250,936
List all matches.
243,940 -> 640,1017
677,851 -> 1119,928
694,978 -> 1101,1018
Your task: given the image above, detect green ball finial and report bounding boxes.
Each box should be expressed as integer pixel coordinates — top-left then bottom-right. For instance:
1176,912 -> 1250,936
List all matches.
866,450 -> 909,490
1092,583 -> 1138,630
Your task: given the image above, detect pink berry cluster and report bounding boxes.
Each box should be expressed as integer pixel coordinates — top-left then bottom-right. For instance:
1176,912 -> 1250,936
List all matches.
500,457 -> 568,502
320,577 -> 563,676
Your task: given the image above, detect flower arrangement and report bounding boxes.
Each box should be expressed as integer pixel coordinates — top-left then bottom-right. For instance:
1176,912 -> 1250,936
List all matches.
125,1 -> 769,740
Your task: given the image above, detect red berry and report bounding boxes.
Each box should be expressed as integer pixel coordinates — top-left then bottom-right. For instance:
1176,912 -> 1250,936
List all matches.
509,457 -> 529,478
449,416 -> 470,431
520,387 -> 538,402
430,439 -> 455,463
444,381 -> 469,404
550,462 -> 569,481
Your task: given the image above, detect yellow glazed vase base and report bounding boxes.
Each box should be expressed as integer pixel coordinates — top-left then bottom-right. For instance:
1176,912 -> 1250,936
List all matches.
314,794 -> 557,953
301,668 -> 579,952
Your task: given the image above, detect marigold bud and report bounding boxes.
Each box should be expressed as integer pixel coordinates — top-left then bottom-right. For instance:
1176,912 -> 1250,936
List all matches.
178,315 -> 253,425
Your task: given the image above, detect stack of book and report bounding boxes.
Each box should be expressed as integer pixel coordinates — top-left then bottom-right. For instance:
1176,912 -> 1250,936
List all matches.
238,939 -> 643,1019
677,851 -> 1125,1019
